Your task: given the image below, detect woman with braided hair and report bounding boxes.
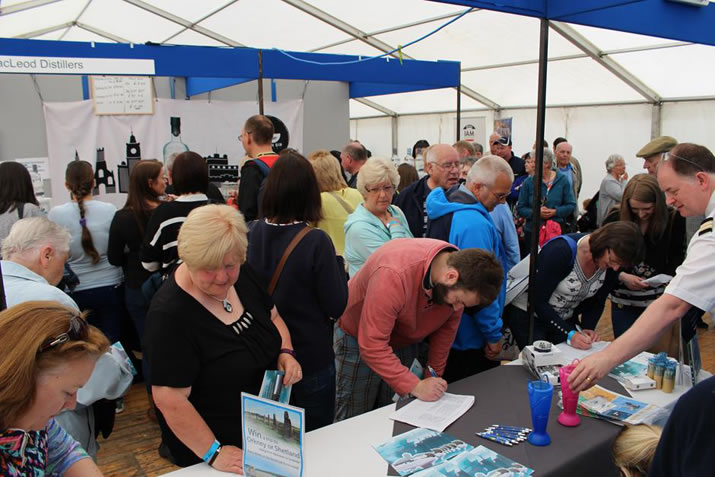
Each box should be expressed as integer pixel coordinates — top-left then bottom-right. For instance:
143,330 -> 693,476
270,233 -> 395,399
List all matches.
49,160 -> 123,343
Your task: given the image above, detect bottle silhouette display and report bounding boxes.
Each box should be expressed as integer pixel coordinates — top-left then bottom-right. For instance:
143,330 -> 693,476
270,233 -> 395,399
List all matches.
162,117 -> 189,166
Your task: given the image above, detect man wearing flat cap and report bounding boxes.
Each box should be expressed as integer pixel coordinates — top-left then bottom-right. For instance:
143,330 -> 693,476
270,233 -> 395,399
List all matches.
637,135 -> 678,176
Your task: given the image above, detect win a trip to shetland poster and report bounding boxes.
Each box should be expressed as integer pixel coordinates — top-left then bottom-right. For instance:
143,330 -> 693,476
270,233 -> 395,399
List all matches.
241,393 -> 304,477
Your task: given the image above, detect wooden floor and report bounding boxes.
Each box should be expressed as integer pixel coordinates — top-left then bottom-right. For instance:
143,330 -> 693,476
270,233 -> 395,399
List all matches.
96,306 -> 715,477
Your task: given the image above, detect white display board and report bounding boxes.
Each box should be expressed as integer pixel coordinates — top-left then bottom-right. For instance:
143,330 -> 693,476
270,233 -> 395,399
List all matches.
90,76 -> 154,115
43,97 -> 304,208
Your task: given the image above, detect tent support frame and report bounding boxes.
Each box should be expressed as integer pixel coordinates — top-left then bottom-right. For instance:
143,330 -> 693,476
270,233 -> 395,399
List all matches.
282,0 -> 500,110
527,18 -> 550,345
549,21 -> 661,104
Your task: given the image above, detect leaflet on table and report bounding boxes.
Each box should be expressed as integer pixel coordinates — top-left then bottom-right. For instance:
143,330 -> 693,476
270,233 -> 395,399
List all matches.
411,445 -> 534,477
577,385 -> 666,425
557,340 -> 610,364
394,358 -> 424,403
608,352 -> 649,382
642,274 -> 673,287
374,427 -> 472,476
389,393 -> 475,432
241,393 -> 304,477
259,370 -> 292,403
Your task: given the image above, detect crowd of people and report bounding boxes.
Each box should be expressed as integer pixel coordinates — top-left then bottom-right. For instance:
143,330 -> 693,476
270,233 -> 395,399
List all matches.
1,114 -> 714,476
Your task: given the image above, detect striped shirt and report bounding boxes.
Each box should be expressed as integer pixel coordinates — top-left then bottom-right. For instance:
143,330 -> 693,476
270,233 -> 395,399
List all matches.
140,194 -> 208,273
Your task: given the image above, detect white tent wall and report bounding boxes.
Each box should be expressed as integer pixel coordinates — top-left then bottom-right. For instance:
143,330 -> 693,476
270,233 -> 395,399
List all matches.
351,100 -> 714,209
0,75 -> 349,164
190,79 -> 350,154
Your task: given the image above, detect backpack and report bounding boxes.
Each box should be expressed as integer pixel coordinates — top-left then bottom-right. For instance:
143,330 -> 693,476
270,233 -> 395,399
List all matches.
252,158 -> 271,217
538,219 -> 562,247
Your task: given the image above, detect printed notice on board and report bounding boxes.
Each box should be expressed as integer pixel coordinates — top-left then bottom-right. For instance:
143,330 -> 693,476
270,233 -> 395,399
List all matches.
91,76 -> 154,115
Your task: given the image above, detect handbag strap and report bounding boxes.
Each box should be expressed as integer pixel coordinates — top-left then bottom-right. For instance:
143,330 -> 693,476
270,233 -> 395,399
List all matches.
328,191 -> 355,214
268,226 -> 312,295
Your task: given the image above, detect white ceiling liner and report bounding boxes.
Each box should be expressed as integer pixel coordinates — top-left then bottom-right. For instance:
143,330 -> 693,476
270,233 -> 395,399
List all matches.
612,44 -> 715,99
2,0 -> 715,117
306,0 -> 465,33
166,28 -> 225,48
199,0 -> 352,50
373,10 -> 583,69
0,0 -> 85,37
570,23 -> 686,52
360,88 -> 486,116
350,99 -> 388,119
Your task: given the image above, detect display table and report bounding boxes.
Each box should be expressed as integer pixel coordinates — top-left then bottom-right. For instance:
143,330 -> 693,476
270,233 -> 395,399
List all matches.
161,343 -> 692,477
162,368 -> 637,477
393,365 -> 622,477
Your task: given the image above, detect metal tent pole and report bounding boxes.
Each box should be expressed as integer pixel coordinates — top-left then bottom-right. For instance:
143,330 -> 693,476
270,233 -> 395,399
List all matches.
258,50 -> 265,115
527,18 -> 549,344
456,70 -> 462,142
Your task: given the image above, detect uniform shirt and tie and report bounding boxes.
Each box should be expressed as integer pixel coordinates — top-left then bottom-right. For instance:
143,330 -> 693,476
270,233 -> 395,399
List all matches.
665,191 -> 715,316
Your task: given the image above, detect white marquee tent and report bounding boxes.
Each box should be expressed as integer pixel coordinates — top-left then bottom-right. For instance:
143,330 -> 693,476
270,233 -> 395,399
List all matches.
2,0 -> 715,203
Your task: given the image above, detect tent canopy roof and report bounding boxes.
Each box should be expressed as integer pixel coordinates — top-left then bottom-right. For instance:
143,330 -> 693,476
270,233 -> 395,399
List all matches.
1,0 -> 714,117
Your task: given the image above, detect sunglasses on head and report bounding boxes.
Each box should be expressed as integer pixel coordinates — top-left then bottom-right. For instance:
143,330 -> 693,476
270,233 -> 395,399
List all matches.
38,314 -> 89,353
663,152 -> 708,172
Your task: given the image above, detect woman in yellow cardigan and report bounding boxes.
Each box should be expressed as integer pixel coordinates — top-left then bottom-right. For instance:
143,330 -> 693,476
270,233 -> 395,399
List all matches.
308,150 -> 363,257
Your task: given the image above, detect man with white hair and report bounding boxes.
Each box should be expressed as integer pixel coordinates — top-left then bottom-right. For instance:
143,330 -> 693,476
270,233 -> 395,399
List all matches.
394,144 -> 460,238
1,216 -> 76,310
426,155 -> 514,382
597,154 -> 628,226
0,217 -> 133,458
554,140 -> 582,231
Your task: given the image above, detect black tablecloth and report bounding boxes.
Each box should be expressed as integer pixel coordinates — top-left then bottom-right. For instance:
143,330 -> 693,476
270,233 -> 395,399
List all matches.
391,365 -> 624,477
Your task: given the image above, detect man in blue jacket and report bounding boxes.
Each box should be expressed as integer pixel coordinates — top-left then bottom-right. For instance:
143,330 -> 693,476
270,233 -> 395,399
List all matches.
426,155 -> 514,382
394,144 -> 460,238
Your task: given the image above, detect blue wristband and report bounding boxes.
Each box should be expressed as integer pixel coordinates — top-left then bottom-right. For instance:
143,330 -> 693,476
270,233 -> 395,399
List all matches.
567,330 -> 576,346
202,439 -> 221,463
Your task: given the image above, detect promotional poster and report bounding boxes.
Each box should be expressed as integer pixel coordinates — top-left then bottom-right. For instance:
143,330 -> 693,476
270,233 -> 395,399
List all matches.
242,393 -> 304,477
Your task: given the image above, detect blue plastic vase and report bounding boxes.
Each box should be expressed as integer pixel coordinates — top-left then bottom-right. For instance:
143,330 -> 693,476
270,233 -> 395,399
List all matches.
527,379 -> 553,446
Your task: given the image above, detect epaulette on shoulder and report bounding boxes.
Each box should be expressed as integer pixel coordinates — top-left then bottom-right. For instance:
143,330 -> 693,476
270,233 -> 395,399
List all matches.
698,217 -> 713,236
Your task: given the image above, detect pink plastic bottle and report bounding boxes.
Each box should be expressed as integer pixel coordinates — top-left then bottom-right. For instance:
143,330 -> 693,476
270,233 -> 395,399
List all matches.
558,361 -> 581,427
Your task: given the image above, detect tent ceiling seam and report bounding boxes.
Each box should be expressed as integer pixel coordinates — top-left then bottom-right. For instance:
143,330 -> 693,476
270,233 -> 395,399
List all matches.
309,10 -> 470,53
282,0 -> 500,110
461,40 -> 692,72
354,98 -> 398,117
161,0 -> 239,45
549,20 -> 661,104
58,0 -> 92,42
12,21 -> 73,39
0,0 -> 60,16
122,0 -> 244,47
75,22 -> 130,44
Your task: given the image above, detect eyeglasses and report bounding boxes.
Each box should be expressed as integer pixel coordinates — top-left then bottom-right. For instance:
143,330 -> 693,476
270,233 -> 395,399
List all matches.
238,130 -> 253,142
39,314 -> 89,353
663,152 -> 708,172
365,185 -> 395,194
484,186 -> 509,202
433,161 -> 460,170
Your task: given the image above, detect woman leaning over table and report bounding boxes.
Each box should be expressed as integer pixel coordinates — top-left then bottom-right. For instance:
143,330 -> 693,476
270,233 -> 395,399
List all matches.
0,301 -> 108,477
504,221 -> 644,350
145,204 -> 302,473
344,157 -> 412,276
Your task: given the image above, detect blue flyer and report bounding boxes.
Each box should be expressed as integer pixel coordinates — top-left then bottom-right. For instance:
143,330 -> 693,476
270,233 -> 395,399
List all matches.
241,392 -> 304,477
374,427 -> 472,476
